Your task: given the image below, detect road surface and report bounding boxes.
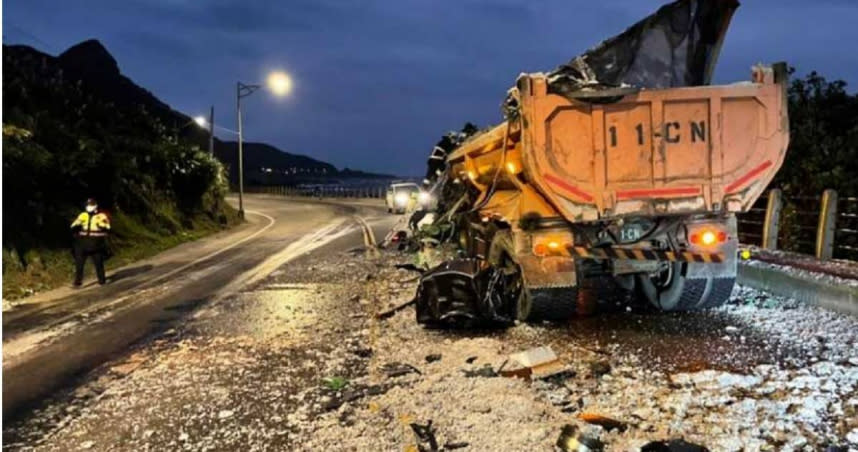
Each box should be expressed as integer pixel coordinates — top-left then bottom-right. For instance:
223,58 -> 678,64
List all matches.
3,196 -> 857,450
2,195 -> 394,418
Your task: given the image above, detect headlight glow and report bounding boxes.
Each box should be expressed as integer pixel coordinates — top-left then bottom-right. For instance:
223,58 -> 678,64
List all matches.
394,192 -> 409,206
418,191 -> 433,205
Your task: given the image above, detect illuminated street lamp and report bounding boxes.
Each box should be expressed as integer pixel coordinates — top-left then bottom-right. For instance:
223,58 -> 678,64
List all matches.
194,108 -> 216,156
236,70 -> 292,218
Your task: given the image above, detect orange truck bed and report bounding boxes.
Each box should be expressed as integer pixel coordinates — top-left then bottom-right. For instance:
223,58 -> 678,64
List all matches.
448,63 -> 789,224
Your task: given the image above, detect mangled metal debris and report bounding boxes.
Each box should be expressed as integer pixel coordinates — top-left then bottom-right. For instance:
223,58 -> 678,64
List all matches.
381,362 -> 421,378
408,420 -> 439,452
415,259 -> 515,328
556,424 -> 604,452
462,364 -> 497,378
548,0 -> 739,96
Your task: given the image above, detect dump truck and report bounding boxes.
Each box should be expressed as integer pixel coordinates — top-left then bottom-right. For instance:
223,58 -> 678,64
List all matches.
413,0 -> 790,325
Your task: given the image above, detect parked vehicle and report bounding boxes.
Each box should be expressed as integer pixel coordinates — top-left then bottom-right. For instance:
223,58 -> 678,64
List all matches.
385,182 -> 420,214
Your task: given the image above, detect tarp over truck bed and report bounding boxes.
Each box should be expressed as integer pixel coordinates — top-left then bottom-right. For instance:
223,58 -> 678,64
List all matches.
548,0 -> 739,94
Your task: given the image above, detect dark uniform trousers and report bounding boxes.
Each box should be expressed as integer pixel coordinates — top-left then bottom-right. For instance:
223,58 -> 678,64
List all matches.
74,235 -> 107,285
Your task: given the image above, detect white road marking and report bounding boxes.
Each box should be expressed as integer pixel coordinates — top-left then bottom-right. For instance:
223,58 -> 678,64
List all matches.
144,210 -> 276,288
3,211 -> 276,363
194,219 -> 357,317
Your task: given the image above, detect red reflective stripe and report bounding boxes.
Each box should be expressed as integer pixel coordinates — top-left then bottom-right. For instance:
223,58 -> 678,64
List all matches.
544,174 -> 594,203
726,160 -> 773,193
616,187 -> 700,200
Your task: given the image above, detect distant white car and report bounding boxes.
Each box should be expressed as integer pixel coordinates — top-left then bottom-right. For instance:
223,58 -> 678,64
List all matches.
385,182 -> 420,214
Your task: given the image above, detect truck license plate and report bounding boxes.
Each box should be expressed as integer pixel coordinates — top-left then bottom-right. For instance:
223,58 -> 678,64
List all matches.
619,224 -> 644,243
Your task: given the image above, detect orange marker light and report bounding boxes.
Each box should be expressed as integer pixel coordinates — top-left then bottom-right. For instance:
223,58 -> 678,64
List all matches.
690,228 -> 727,246
533,243 -> 548,256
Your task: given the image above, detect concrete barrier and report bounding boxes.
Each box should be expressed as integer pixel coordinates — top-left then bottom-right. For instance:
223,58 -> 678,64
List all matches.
737,262 -> 858,316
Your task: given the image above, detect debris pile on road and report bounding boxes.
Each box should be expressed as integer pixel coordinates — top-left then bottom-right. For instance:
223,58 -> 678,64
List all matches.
6,246 -> 858,450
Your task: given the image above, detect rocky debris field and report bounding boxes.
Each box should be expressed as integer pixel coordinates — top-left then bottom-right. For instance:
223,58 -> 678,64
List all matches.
4,247 -> 858,451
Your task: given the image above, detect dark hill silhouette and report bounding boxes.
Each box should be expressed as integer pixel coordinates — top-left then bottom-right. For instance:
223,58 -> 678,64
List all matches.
4,39 -> 390,184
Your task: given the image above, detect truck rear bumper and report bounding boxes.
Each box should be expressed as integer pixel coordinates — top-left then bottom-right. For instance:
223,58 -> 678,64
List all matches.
566,246 -> 726,264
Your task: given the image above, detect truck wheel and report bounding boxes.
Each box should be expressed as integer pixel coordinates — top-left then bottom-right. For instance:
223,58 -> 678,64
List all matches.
487,232 -> 529,321
636,263 -> 736,311
513,284 -> 532,321
486,229 -> 577,322
636,262 -> 692,311
526,287 -> 578,321
697,277 -> 736,309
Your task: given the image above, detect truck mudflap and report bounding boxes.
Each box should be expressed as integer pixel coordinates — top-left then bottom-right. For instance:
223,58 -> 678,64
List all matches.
415,259 -> 515,328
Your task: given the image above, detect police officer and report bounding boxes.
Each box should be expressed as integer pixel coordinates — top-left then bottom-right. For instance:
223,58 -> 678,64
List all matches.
70,198 -> 111,286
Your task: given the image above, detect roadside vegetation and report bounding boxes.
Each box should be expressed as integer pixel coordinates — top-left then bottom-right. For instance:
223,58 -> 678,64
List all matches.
769,69 -> 858,253
2,42 -> 240,300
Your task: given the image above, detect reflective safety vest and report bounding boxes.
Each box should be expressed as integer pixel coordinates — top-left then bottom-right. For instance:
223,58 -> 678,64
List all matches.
71,211 -> 111,237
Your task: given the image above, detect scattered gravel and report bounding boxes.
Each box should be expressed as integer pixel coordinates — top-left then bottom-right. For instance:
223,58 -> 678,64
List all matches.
4,248 -> 857,451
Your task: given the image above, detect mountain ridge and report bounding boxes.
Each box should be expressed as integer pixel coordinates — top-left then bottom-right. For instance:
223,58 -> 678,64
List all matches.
4,39 -> 393,182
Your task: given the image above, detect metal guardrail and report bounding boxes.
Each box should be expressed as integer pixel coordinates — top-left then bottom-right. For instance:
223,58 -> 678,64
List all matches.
738,188 -> 857,261
247,184 -> 856,261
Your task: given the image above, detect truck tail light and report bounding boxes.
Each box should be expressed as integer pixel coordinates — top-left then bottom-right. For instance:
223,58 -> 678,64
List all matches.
534,240 -> 565,256
690,228 -> 727,246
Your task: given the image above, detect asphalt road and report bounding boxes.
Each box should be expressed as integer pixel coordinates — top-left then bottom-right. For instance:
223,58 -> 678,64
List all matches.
2,195 -> 395,418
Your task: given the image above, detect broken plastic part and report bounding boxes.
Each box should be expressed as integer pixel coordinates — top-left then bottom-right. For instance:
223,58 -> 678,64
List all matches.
500,346 -> 566,379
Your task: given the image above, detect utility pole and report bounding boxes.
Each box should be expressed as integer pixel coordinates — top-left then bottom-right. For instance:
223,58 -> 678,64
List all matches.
208,105 -> 214,156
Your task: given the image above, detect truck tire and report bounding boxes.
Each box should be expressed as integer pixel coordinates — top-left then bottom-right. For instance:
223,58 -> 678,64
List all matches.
697,276 -> 736,309
487,229 -> 577,322
526,287 -> 578,321
636,263 -> 736,311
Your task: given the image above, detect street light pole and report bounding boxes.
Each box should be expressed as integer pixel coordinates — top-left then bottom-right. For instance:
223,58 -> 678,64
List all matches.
235,73 -> 291,219
236,82 -> 260,219
237,82 -> 244,218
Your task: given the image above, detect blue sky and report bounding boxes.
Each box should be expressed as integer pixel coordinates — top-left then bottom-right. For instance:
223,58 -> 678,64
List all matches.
5,0 -> 858,176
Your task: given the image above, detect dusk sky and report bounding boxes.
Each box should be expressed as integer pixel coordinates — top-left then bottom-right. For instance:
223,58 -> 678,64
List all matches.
4,0 -> 858,176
